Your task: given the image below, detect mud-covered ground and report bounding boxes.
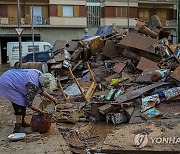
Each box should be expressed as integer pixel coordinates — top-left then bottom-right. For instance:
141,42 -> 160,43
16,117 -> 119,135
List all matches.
0,65 -> 180,154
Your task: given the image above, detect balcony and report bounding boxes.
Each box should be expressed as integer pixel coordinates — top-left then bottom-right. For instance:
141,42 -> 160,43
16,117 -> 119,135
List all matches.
165,20 -> 177,28
138,0 -> 177,4
101,0 -> 138,2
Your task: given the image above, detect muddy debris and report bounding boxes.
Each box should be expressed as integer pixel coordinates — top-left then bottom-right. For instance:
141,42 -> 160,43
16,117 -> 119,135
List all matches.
25,15 -> 180,153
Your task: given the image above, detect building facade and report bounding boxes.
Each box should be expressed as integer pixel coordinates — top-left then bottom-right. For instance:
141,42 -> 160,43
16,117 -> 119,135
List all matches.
0,0 -> 178,65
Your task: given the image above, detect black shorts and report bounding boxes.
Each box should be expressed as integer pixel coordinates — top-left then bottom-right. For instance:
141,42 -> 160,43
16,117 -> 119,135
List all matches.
11,102 -> 26,116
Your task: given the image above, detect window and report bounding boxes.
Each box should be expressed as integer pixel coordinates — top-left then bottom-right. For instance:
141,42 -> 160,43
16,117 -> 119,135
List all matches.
23,54 -> 33,62
35,52 -> 50,62
116,7 -> 127,18
44,45 -> 52,52
33,6 -> 42,25
87,1 -> 101,27
28,45 -> 39,52
63,6 -> 73,17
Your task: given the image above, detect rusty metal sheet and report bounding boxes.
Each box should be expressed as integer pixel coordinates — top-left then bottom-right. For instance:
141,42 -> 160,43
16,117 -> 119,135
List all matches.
102,40 -> 118,58
171,66 -> 180,81
113,62 -> 126,74
82,36 -> 104,55
95,24 -> 118,38
137,57 -> 159,71
51,40 -> 67,53
117,33 -> 161,62
98,103 -> 114,115
115,82 -> 168,105
71,48 -> 83,60
64,41 -> 79,52
123,49 -> 141,61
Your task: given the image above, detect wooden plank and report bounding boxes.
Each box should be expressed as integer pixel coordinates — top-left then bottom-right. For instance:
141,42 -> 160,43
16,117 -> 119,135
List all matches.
118,33 -> 161,62
85,82 -> 97,100
98,103 -> 115,115
137,57 -> 159,71
57,80 -> 69,101
68,67 -> 87,101
86,62 -> 95,82
115,82 -> 168,105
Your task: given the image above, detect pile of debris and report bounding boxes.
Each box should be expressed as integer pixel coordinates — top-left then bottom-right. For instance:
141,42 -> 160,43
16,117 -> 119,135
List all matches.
45,15 -> 180,151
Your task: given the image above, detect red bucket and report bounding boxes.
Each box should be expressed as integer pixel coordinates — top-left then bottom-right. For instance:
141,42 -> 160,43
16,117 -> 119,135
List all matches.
30,114 -> 51,133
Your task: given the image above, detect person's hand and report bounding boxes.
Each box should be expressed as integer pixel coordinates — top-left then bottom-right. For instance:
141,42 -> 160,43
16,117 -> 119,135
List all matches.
40,110 -> 49,116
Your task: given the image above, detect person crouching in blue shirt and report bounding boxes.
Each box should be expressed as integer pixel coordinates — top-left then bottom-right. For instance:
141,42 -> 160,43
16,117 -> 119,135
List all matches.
0,69 -> 58,133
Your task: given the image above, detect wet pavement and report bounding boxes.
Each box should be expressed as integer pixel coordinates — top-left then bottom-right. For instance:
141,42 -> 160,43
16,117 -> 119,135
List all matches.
0,65 -> 72,154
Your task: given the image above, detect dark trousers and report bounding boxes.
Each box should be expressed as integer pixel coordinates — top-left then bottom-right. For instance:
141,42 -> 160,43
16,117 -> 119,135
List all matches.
11,102 -> 26,116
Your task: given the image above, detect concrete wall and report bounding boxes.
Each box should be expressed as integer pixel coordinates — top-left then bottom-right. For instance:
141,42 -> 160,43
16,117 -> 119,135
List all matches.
50,17 -> 87,26
0,27 -> 87,45
100,18 -> 137,27
50,0 -> 86,5
102,2 -> 138,7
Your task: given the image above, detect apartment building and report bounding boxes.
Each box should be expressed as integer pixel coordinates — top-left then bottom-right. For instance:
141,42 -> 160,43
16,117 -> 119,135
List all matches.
0,0 -> 87,64
0,0 -> 178,65
138,0 -> 178,43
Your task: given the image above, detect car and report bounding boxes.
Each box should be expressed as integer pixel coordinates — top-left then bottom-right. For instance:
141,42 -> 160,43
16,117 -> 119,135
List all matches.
15,51 -> 52,68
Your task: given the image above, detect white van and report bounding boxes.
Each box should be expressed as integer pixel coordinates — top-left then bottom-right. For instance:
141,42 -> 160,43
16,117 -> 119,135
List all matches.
7,42 -> 52,67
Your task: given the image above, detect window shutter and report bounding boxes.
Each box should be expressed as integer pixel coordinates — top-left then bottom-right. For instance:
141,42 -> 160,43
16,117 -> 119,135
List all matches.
74,5 -> 79,17
57,5 -> 62,17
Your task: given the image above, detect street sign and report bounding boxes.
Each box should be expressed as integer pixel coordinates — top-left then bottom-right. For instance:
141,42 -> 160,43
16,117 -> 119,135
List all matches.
15,28 -> 23,35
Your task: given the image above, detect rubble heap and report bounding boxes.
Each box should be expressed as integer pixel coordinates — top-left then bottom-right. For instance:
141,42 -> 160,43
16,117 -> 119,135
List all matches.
45,15 -> 180,152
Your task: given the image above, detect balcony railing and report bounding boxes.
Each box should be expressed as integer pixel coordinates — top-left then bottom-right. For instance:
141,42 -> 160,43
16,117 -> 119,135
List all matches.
166,20 -> 177,28
138,0 -> 177,4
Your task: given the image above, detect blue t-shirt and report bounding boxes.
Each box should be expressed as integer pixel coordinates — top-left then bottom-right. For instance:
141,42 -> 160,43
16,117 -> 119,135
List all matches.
0,69 -> 42,106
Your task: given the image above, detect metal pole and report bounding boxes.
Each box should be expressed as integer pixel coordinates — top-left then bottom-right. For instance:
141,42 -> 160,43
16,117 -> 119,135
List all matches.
17,0 -> 22,68
127,0 -> 130,30
30,6 -> 35,62
177,0 -> 179,43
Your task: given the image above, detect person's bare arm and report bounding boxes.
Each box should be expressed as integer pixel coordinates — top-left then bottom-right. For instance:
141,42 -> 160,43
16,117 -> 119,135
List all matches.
42,91 -> 58,104
31,105 -> 47,115
25,82 -> 47,115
